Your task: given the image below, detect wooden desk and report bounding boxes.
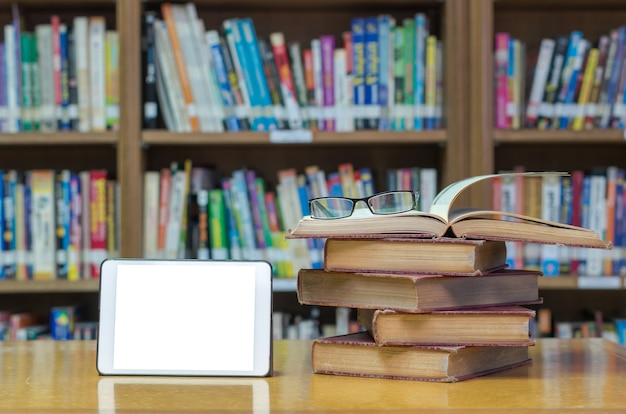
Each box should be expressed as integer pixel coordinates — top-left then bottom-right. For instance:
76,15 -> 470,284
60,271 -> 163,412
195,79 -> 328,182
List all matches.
0,338 -> 625,413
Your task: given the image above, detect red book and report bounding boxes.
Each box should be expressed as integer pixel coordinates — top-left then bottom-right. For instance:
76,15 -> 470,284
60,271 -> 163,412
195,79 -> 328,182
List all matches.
89,169 -> 107,278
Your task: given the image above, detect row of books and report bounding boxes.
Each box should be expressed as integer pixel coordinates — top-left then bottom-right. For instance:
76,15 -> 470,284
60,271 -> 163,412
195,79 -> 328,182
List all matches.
496,26 -> 626,130
142,3 -> 443,133
142,161 -> 438,277
495,167 -> 626,277
273,307 -> 359,341
536,307 -> 625,344
287,172 -> 609,381
0,306 -> 98,341
0,169 -> 118,281
0,7 -> 118,133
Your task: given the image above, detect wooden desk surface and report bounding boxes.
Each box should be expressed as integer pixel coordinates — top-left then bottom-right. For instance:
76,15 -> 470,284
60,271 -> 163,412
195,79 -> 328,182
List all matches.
0,338 -> 625,413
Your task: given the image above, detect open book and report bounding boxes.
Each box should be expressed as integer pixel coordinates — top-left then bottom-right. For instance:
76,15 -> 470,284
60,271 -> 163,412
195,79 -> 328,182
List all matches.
287,172 -> 611,249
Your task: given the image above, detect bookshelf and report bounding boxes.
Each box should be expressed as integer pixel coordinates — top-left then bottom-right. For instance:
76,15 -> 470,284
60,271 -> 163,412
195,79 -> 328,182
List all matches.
0,0 -> 470,332
469,0 -> 626,327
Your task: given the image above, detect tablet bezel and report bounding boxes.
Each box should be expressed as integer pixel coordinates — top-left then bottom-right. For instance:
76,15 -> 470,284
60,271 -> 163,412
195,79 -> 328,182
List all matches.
96,258 -> 273,377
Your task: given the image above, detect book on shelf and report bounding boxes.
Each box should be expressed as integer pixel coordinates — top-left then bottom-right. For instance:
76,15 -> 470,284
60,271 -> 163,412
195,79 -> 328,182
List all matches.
311,331 -> 531,382
287,172 -> 611,250
297,268 -> 541,313
323,237 -> 506,276
357,306 -> 536,347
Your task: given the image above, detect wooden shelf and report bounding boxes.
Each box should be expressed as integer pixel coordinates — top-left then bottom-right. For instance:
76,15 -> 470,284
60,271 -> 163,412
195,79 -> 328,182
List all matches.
0,280 -> 100,294
142,130 -> 447,146
0,132 -> 118,145
539,276 -> 624,290
493,129 -> 626,144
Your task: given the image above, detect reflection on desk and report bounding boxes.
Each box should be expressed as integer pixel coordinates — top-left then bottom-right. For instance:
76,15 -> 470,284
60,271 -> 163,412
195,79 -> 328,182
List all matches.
0,338 -> 625,412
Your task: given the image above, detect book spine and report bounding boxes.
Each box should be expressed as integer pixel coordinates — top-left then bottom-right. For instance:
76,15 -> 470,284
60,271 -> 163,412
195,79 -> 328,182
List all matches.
221,22 -> 251,130
156,168 -> 170,258
334,48 -> 350,132
391,25 -> 404,131
0,43 -> 7,133
289,41 -> 309,130
270,32 -> 302,130
55,170 -> 71,279
220,178 -> 242,260
342,31 -> 355,133
89,170 -> 107,278
240,18 -> 277,131
68,172 -> 82,280
207,189 -> 227,260
231,169 -> 259,260
572,47 -> 599,130
351,18 -> 366,130
320,35 -> 335,131
88,17 -> 106,132
377,14 -> 392,131
245,169 -> 268,254
402,18 -> 415,130
604,166 -> 618,275
559,37 -> 588,129
364,17 -> 379,130
161,3 -> 200,131
585,35 -> 610,129
311,38 -> 324,131
586,170 -> 607,276
193,189 -> 209,259
599,27 -> 626,129
142,171 -> 160,258
206,30 -> 240,132
259,37 -> 287,130
303,48 -> 316,130
66,27 -> 79,130
5,24 -> 20,132
19,32 -> 34,131
526,38 -> 555,127
494,32 -> 510,129
14,181 -> 27,280
73,16 -> 91,132
142,11 -> 158,129
165,165 -> 186,259
59,23 -> 72,131
31,170 -> 56,280
425,35 -> 437,130
105,31 -> 120,131
2,171 -> 17,279
413,13 -> 426,131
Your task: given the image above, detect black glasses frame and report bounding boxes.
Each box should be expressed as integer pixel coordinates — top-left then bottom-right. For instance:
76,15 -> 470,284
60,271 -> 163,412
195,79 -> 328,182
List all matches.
308,190 -> 419,219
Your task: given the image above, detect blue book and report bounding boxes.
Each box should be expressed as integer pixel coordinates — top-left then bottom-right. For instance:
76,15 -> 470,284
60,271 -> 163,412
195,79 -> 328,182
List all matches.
224,19 -> 263,131
559,39 -> 589,129
23,171 -> 32,279
239,18 -> 277,131
230,169 -> 259,260
604,26 -> 626,129
55,170 -> 71,279
206,30 -> 240,132
358,167 -> 376,196
2,170 -> 17,279
555,31 -> 583,126
616,169 -> 626,275
414,13 -> 427,131
364,16 -> 379,130
297,180 -> 323,269
351,18 -> 366,130
59,25 -> 71,131
377,15 -> 393,131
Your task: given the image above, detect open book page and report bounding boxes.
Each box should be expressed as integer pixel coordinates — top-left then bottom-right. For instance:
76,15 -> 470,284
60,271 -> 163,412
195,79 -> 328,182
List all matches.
429,172 -> 568,222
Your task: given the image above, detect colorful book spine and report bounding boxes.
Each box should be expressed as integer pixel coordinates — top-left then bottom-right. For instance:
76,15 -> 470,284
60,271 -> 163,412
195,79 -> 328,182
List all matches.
73,16 -> 90,132
5,24 -> 20,132
59,23 -> 71,131
208,188 -> 228,260
320,34 -> 335,131
219,33 -> 250,130
364,17 -> 379,130
526,38 -> 555,127
303,48 -> 317,130
270,32 -> 302,130
0,43 -> 7,133
585,35 -> 610,129
245,169 -> 269,256
220,178 -> 242,260
89,17 -> 107,132
425,34 -> 438,130
230,170 -> 258,259
68,172 -> 82,280
572,47 -> 599,130
538,35 -> 568,129
494,32 -> 510,129
66,27 -> 79,130
89,170 -> 108,278
20,32 -> 34,131
311,38 -> 324,130
377,14 -> 393,131
391,25 -> 404,131
413,13 -> 426,131
558,37 -> 588,129
206,30 -> 240,132
599,26 -> 626,129
541,174 -> 561,276
55,170 -> 71,279
142,11 -> 158,129
2,171 -> 17,279
288,41 -> 309,129
257,38 -> 286,130
402,18 -> 415,130
351,18 -> 366,130
105,31 -> 120,131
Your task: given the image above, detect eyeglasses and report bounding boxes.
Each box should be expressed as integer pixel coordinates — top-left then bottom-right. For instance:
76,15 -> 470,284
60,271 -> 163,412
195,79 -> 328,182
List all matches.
309,190 -> 420,219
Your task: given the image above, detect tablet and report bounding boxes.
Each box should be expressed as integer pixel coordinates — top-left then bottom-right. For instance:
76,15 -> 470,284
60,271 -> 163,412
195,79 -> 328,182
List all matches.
96,258 -> 273,377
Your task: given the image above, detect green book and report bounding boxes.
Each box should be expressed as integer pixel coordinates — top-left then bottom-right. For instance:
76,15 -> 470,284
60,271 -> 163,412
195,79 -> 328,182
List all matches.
402,18 -> 415,130
20,32 -> 34,131
208,188 -> 229,260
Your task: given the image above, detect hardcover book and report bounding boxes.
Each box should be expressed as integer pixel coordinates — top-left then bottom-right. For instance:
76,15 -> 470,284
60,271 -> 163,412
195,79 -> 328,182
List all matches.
358,306 -> 536,347
323,237 -> 506,276
297,268 -> 541,312
312,332 -> 531,382
287,172 -> 610,249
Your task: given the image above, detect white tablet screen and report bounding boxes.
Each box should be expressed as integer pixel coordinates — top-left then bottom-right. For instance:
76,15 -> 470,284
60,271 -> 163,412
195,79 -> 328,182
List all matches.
97,259 -> 272,377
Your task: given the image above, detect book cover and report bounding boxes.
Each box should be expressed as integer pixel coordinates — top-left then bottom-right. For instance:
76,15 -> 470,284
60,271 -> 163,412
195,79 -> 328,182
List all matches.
298,267 -> 541,313
312,332 -> 531,382
351,18 -> 366,130
364,17 -> 379,130
358,306 -> 536,347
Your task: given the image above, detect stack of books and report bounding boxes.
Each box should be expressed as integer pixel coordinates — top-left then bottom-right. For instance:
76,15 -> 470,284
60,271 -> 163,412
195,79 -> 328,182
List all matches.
287,172 -> 610,382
